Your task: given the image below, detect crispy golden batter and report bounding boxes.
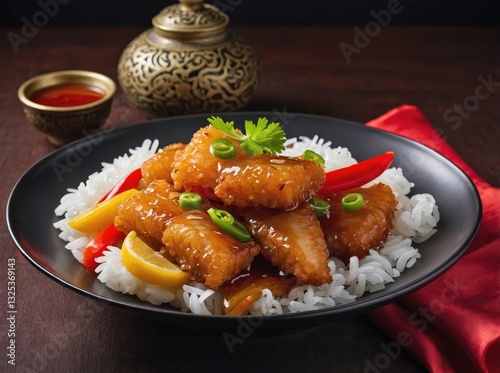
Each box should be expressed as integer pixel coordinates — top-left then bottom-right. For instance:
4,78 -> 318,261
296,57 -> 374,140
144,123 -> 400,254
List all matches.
171,125 -> 245,191
320,183 -> 397,260
244,203 -> 332,286
114,179 -> 184,244
141,143 -> 186,185
170,125 -> 324,210
162,210 -> 261,290
215,155 -> 325,209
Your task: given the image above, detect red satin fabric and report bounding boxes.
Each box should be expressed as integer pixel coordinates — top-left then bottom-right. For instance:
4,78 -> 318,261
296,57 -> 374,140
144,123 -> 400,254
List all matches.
365,105 -> 500,372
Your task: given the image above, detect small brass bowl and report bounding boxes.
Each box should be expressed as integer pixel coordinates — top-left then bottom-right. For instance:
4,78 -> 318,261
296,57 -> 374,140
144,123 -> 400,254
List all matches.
18,70 -> 116,146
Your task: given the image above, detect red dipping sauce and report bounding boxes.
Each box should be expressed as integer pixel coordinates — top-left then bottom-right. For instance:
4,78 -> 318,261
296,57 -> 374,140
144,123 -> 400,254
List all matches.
30,83 -> 105,107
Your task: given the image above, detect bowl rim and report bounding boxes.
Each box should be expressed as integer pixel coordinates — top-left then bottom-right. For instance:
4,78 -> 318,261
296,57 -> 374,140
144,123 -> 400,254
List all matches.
18,70 -> 116,113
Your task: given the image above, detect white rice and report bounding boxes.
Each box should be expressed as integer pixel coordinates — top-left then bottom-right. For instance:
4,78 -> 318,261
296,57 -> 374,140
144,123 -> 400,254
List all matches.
54,136 -> 439,315
54,139 -> 159,262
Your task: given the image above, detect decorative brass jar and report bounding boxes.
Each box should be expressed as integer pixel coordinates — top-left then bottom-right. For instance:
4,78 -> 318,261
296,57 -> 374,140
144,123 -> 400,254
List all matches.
117,0 -> 259,117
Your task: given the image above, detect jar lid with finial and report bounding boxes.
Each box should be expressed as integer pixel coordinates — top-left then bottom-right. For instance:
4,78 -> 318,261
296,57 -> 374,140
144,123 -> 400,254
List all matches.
118,0 -> 259,117
153,0 -> 229,41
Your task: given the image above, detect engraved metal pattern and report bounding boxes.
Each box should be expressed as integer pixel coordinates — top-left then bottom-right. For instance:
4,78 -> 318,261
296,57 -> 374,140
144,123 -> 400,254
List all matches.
24,103 -> 112,144
155,4 -> 226,28
118,31 -> 259,117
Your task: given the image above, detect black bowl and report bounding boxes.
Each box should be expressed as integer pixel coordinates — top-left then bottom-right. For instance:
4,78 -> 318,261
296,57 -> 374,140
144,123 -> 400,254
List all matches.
7,112 -> 481,335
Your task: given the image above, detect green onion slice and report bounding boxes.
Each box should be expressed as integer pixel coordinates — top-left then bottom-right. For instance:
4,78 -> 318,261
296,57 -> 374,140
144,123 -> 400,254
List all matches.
302,150 -> 325,165
210,138 -> 237,159
308,197 -> 330,217
342,193 -> 365,211
179,192 -> 202,210
207,208 -> 251,243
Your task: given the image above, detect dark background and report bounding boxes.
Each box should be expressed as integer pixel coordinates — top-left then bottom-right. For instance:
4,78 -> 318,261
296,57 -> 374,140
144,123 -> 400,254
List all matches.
2,0 -> 500,28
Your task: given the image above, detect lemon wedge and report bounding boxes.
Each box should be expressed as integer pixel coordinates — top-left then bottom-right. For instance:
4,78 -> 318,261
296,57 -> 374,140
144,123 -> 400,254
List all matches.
122,231 -> 191,289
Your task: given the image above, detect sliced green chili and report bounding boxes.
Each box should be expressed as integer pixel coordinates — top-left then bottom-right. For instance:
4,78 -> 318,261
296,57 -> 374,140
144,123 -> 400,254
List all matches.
179,192 -> 202,210
342,193 -> 365,211
210,138 -> 237,159
308,197 -> 330,217
302,150 -> 325,165
207,208 -> 251,243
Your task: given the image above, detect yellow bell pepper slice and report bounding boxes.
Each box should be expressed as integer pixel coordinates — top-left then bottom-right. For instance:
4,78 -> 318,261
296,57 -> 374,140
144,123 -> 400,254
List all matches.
68,188 -> 138,233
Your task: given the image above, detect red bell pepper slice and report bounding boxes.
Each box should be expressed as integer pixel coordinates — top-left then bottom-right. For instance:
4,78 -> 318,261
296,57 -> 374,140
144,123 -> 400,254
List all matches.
83,223 -> 125,271
319,151 -> 394,195
98,168 -> 142,203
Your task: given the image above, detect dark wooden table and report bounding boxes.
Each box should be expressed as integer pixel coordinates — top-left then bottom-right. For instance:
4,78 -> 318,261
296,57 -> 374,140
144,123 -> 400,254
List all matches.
1,26 -> 498,373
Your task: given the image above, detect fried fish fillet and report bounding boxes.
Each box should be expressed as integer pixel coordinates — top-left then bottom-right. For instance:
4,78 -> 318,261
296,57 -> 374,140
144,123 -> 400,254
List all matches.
215,154 -> 325,209
114,179 -> 184,244
170,124 -> 324,209
162,210 -> 261,290
141,143 -> 186,185
320,183 -> 397,260
244,203 -> 332,286
171,125 -> 245,191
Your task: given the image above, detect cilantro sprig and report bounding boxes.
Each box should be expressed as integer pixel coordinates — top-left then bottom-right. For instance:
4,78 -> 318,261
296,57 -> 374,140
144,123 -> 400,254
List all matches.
207,116 -> 286,156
